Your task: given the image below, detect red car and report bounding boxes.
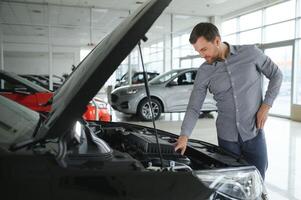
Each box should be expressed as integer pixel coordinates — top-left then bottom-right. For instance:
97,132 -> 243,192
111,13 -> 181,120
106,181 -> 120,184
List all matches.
0,70 -> 111,122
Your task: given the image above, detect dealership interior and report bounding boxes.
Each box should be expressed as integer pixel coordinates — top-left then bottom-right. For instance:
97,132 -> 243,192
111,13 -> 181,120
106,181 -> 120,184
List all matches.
1,0 -> 301,199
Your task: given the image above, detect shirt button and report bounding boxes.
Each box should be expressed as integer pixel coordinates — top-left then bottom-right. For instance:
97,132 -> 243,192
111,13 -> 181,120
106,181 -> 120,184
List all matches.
234,95 -> 237,98
228,71 -> 231,75
237,122 -> 240,126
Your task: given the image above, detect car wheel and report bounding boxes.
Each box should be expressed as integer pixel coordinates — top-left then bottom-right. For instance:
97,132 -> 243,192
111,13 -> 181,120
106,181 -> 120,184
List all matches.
137,98 -> 162,121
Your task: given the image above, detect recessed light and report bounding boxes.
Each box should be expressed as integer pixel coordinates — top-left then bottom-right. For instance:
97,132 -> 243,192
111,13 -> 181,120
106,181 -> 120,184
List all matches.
136,1 -> 143,4
32,9 -> 42,13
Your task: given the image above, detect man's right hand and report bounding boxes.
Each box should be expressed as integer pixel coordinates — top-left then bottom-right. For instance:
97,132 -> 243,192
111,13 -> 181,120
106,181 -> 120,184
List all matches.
174,135 -> 188,155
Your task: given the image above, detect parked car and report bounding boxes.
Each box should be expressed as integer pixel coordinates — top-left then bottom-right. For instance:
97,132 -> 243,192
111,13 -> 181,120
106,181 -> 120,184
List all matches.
111,68 -> 217,121
20,74 -> 63,91
0,70 -> 111,122
115,71 -> 159,89
0,1 -> 265,199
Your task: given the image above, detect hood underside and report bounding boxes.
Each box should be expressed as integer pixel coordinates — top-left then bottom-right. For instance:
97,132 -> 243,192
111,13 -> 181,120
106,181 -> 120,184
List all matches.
36,0 -> 172,140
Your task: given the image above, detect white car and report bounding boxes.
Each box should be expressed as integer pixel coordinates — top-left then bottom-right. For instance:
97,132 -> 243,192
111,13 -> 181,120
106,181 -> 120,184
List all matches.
111,68 -> 217,121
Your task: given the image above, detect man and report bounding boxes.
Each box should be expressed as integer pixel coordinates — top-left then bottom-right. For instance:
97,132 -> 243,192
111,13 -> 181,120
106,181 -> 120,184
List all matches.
175,22 -> 282,180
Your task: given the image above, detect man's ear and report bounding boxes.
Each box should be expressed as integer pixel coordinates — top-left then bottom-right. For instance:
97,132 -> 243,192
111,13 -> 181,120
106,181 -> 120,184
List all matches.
214,36 -> 221,46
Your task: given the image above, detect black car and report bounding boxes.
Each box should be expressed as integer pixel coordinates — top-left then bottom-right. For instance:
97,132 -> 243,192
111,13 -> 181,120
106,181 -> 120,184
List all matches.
115,71 -> 159,89
0,0 -> 265,199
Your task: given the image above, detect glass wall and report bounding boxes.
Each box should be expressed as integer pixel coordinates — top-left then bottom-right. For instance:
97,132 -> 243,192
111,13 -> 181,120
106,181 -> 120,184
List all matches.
222,0 -> 298,45
295,40 -> 301,104
221,0 -> 301,110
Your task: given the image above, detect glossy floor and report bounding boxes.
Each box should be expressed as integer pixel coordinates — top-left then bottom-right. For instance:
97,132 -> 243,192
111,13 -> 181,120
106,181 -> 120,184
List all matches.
113,111 -> 301,200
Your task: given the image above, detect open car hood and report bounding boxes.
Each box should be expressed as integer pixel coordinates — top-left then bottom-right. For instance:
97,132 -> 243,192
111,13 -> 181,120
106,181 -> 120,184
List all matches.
35,0 -> 172,140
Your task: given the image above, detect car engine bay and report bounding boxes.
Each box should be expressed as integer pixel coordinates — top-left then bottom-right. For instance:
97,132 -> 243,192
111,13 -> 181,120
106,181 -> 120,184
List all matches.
62,121 -> 246,172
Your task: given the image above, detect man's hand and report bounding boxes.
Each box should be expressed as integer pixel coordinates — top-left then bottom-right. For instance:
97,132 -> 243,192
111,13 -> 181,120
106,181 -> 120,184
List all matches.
174,135 -> 188,155
256,103 -> 271,129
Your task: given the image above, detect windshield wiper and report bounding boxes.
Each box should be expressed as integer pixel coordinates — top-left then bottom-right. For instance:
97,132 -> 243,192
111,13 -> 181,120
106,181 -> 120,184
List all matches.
138,37 -> 164,169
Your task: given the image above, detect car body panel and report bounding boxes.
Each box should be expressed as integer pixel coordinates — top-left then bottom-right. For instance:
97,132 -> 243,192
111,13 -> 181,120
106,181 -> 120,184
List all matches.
0,96 -> 249,199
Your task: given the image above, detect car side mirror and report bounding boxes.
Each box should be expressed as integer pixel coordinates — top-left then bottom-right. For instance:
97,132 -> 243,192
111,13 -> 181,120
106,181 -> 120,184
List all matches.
167,81 -> 177,87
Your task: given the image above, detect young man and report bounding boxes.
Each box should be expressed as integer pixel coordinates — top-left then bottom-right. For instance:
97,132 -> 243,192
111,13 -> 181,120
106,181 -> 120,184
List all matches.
175,22 -> 283,180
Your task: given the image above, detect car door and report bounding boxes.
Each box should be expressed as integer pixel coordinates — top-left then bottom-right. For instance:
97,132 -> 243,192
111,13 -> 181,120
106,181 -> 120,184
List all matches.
163,70 -> 196,112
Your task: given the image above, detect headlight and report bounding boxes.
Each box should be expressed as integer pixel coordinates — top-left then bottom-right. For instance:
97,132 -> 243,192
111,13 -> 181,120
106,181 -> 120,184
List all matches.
195,166 -> 263,200
126,88 -> 138,94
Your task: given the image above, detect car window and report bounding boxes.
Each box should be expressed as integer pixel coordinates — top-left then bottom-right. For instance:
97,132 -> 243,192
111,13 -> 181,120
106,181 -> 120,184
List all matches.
150,71 -> 179,84
0,96 -> 39,146
171,71 -> 196,86
0,77 -> 28,92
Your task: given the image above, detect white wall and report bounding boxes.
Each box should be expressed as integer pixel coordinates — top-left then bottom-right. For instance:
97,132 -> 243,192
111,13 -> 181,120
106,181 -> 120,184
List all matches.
4,52 -> 75,77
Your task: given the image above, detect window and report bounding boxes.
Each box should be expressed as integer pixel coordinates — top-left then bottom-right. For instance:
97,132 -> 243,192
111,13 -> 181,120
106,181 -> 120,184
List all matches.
264,21 -> 295,43
223,34 -> 237,44
0,78 -> 27,92
298,19 -> 301,37
265,0 -> 295,25
239,28 -> 262,44
239,10 -> 262,31
294,40 -> 301,104
172,71 -> 196,86
222,18 -> 237,35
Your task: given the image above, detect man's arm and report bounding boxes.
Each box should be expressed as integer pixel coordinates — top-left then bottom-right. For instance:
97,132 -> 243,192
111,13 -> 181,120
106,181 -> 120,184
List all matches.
254,46 -> 283,128
175,67 -> 209,154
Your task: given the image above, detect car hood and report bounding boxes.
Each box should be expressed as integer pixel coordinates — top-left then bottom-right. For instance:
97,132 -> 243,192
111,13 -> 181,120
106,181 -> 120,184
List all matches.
35,0 -> 171,140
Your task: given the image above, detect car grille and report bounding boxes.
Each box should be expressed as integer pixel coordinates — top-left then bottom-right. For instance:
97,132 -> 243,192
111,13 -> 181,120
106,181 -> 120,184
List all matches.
111,94 -> 118,103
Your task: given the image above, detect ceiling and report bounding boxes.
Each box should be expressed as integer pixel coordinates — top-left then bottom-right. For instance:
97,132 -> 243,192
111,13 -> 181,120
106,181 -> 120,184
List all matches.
0,0 -> 285,48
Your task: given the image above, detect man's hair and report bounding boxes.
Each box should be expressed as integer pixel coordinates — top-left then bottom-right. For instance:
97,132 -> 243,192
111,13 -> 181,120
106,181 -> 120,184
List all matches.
189,22 -> 220,44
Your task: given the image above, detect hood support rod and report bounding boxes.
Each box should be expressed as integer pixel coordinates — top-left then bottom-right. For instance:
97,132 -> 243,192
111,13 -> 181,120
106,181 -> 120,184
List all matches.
138,38 -> 164,169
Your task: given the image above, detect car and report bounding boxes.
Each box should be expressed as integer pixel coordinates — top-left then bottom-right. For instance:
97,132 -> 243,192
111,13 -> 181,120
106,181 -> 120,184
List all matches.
0,70 -> 111,122
111,68 -> 217,121
115,71 -> 159,89
20,74 -> 63,91
0,0 -> 265,199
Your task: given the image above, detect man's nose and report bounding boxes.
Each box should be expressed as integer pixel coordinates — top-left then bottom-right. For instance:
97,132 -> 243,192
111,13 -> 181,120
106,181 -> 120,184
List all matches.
198,52 -> 205,58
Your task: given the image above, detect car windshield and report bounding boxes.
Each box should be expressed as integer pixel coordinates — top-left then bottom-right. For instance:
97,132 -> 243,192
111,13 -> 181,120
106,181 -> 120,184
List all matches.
149,70 -> 180,84
0,96 -> 39,147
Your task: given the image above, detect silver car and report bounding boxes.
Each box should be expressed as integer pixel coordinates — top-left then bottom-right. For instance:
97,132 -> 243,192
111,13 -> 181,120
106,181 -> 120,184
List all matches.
111,68 -> 217,121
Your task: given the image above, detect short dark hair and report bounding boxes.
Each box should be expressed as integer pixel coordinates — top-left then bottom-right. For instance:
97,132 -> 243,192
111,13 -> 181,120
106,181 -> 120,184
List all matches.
189,22 -> 220,44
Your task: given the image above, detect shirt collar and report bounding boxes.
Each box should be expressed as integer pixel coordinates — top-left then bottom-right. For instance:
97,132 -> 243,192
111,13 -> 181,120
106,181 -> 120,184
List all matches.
224,42 -> 237,55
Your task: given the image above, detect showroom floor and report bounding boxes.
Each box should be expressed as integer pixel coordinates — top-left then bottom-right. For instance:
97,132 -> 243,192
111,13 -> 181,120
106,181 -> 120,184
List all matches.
113,110 -> 301,200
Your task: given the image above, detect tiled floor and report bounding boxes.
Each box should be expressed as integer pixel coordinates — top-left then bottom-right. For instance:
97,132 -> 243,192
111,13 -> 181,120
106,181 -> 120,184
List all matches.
113,111 -> 301,200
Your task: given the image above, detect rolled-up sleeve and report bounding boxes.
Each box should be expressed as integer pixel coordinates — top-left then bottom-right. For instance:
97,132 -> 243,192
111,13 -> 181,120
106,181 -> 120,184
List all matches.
254,46 -> 283,106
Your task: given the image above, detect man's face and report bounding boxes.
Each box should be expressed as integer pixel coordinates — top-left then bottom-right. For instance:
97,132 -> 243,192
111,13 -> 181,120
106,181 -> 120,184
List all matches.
192,36 -> 220,64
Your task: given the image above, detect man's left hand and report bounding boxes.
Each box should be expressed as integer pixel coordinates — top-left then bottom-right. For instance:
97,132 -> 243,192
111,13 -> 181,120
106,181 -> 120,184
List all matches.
256,103 -> 271,129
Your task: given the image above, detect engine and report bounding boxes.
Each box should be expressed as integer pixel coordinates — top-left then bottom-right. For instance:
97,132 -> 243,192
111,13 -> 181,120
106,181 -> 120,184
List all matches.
96,126 -> 192,171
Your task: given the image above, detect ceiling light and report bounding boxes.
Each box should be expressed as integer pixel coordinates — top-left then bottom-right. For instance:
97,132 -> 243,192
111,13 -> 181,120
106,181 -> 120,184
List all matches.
136,1 -> 144,4
32,9 -> 42,13
93,8 -> 108,13
174,15 -> 191,19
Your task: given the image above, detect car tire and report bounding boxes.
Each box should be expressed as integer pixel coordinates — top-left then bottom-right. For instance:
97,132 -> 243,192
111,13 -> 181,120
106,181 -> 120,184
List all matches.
137,98 -> 162,121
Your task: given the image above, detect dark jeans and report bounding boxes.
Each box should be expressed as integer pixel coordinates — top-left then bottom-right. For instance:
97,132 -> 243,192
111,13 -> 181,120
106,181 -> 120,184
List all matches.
218,129 -> 268,180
